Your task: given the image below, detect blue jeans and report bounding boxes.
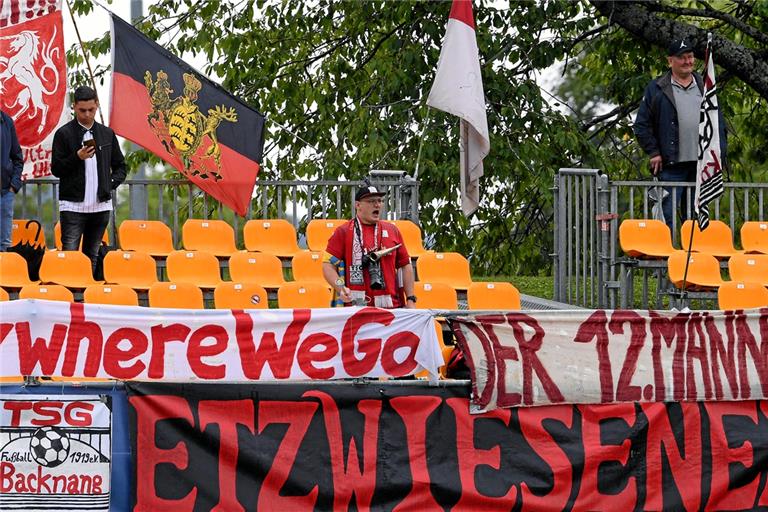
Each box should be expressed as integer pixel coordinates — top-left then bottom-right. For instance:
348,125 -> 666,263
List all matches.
0,189 -> 14,251
60,210 -> 110,276
660,162 -> 696,236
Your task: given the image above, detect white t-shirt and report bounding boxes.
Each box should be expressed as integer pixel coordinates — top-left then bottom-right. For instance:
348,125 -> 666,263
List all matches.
59,125 -> 112,213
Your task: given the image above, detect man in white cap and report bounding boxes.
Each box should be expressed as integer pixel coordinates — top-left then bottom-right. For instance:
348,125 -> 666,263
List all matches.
634,38 -> 727,233
323,184 -> 416,308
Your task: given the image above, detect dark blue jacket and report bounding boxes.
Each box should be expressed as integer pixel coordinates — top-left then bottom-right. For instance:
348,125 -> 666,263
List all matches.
634,71 -> 727,167
0,110 -> 24,192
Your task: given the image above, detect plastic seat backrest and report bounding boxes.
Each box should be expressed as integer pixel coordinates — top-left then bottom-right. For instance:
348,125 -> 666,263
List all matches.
54,221 -> 108,250
19,284 -> 74,302
667,250 -> 724,289
39,250 -> 100,288
229,252 -> 286,288
182,219 -> 238,256
467,281 -> 521,310
119,220 -> 174,256
619,219 -> 675,258
166,250 -> 222,288
243,219 -> 302,257
680,220 -> 740,257
718,281 -> 768,310
83,284 -> 139,306
277,281 -> 332,308
416,252 -> 472,289
306,219 -> 346,251
0,287 -> 7,301
740,221 -> 768,254
214,282 -> 269,309
414,282 -> 458,309
291,251 -> 326,283
0,252 -> 37,287
148,282 -> 204,309
11,219 -> 46,249
103,250 -> 158,290
393,220 -> 431,257
728,253 -> 768,286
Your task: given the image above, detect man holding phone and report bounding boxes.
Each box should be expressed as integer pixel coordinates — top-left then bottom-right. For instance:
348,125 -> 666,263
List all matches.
52,86 -> 127,276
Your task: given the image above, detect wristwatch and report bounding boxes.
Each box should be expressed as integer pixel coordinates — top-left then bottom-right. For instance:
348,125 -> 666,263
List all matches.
406,295 -> 417,303
334,278 -> 345,291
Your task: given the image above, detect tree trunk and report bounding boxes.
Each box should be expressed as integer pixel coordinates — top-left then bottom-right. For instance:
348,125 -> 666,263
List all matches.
588,0 -> 768,99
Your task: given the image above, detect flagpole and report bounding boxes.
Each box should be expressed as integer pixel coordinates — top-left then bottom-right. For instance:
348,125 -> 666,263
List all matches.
65,0 -> 105,125
679,216 -> 696,305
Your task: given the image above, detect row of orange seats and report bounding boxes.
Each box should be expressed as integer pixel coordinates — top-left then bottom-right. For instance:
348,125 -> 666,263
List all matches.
12,218 -> 433,258
621,219 -> 768,259
1,279 -> 520,311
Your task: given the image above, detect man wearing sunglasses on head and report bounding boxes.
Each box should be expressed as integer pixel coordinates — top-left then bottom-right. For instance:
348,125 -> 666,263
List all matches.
323,184 -> 416,308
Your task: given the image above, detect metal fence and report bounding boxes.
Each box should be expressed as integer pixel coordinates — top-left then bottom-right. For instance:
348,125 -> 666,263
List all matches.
553,168 -> 768,309
14,170 -> 420,249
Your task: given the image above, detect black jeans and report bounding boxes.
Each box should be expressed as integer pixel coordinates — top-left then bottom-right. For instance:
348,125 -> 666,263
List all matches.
60,210 -> 110,276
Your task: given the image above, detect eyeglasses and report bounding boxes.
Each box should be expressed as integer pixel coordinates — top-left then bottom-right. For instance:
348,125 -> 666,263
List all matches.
361,198 -> 384,205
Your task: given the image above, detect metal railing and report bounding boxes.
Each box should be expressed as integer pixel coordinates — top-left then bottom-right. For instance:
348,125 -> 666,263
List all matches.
14,171 -> 420,249
553,168 -> 768,309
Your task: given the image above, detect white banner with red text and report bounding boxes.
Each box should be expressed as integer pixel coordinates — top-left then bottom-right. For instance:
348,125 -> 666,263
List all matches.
0,300 -> 443,381
451,309 -> 768,412
0,394 -> 112,511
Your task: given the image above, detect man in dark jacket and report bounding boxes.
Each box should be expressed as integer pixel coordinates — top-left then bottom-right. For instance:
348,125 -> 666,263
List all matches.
0,110 -> 24,251
634,38 -> 727,234
51,86 -> 127,275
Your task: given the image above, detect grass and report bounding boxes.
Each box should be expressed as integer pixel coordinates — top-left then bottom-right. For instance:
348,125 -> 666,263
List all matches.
476,275 -> 554,300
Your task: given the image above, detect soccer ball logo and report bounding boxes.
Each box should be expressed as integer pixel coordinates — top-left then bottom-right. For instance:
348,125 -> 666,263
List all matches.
29,426 -> 70,467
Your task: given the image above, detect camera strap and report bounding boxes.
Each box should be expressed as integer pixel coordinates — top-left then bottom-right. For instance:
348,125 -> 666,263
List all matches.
349,218 -> 380,286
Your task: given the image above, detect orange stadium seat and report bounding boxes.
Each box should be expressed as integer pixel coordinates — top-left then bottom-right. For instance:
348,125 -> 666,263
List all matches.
103,250 -> 158,290
680,220 -> 742,259
166,250 -> 223,288
414,282 -> 458,310
393,220 -> 433,258
467,281 -> 521,310
0,251 -> 38,288
416,252 -> 472,290
243,219 -> 303,257
83,284 -> 139,306
740,221 -> 768,254
277,281 -> 332,309
667,250 -> 724,290
291,251 -> 326,283
306,219 -> 346,251
19,284 -> 74,302
619,219 -> 676,258
718,281 -> 768,310
11,219 -> 46,248
728,253 -> 768,287
39,250 -> 101,288
0,287 -> 8,301
148,282 -> 204,309
54,221 -> 108,250
214,282 -> 269,309
182,219 -> 239,257
118,220 -> 175,257
228,251 -> 287,289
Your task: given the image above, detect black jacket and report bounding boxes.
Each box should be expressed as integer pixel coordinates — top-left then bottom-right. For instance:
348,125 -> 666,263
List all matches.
0,111 -> 23,192
51,119 -> 127,202
634,71 -> 727,167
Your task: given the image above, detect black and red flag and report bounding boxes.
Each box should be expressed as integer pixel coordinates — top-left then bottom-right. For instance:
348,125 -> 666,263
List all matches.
109,14 -> 265,216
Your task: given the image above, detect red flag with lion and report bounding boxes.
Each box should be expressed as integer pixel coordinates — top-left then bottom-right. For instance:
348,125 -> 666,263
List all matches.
0,0 -> 67,180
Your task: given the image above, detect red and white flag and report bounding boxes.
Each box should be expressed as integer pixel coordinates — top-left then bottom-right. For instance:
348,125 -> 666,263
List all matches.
427,0 -> 489,216
0,0 -> 67,180
694,35 -> 724,231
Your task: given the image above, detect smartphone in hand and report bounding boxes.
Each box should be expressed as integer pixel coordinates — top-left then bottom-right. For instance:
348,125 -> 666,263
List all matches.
83,139 -> 96,150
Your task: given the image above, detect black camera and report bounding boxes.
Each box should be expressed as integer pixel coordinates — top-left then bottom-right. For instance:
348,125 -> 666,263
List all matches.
362,253 -> 385,290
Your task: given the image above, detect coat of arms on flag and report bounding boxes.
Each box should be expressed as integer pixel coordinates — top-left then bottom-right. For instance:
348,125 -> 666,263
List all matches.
694,34 -> 725,231
110,14 -> 265,216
